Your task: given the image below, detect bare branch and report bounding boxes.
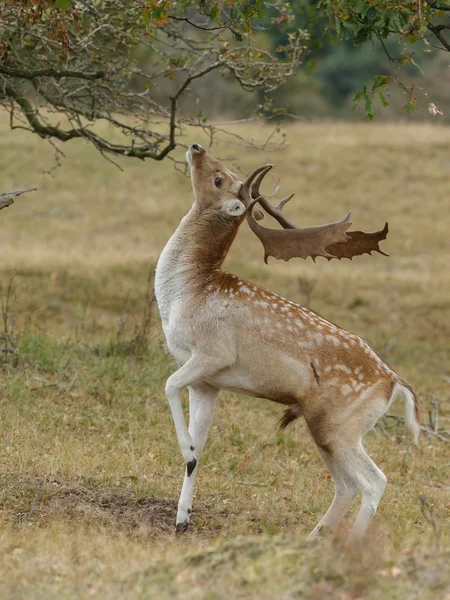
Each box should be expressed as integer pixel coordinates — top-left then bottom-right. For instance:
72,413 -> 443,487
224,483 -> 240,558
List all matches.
4,82 -> 175,161
428,24 -> 450,52
0,188 -> 37,211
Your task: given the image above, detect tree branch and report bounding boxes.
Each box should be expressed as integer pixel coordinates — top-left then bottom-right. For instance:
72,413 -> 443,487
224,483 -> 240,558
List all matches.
0,188 -> 37,211
4,81 -> 175,161
0,65 -> 105,81
430,3 -> 450,11
428,24 -> 450,52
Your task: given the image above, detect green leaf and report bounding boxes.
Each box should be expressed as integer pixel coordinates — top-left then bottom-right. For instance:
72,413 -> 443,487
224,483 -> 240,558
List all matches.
209,4 -> 220,20
372,75 -> 389,91
54,0 -> 71,7
365,95 -> 374,120
378,91 -> 389,107
403,101 -> 417,115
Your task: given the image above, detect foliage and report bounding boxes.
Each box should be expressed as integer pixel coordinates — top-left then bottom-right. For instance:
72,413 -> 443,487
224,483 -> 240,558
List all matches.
316,0 -> 450,118
1,1 -> 449,162
0,1 -> 305,163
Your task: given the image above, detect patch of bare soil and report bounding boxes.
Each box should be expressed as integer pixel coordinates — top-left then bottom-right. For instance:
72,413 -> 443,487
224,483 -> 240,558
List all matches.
0,475 -> 177,535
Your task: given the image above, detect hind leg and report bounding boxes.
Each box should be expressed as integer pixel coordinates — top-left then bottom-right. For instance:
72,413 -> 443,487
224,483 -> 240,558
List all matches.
306,387 -> 389,541
345,443 -> 387,544
308,448 -> 358,538
308,441 -> 386,543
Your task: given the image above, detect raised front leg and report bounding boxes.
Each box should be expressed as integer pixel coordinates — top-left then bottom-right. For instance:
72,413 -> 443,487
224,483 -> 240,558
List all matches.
165,354 -> 228,478
176,383 -> 218,533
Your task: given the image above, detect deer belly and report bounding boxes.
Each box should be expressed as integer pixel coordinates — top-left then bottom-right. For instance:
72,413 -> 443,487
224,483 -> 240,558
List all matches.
207,352 -> 312,399
207,368 -> 260,396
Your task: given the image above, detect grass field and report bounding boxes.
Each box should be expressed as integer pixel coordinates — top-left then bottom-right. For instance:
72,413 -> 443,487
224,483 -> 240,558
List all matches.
1,115 -> 449,599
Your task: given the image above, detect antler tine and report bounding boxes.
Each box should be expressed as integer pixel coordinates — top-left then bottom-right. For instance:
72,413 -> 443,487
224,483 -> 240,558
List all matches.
241,164 -> 273,198
247,194 -> 298,230
240,164 -> 274,221
277,194 -> 295,211
250,166 -> 273,199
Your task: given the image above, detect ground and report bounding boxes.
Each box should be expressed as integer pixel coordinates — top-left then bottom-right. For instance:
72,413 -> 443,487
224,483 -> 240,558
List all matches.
0,116 -> 449,599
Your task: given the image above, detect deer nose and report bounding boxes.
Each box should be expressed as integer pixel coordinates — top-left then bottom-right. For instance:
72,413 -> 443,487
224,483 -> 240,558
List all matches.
191,144 -> 204,153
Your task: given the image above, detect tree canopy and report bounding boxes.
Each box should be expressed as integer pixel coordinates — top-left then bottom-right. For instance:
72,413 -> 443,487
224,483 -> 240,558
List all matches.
0,1 -> 448,164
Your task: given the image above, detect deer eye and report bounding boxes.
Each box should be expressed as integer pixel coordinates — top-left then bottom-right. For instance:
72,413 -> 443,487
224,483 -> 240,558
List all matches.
214,176 -> 223,188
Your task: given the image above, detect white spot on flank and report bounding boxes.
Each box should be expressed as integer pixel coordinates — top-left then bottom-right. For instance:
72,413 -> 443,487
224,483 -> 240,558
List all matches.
335,364 -> 351,374
255,300 -> 269,308
295,319 -> 304,329
342,384 -> 352,397
241,286 -> 251,294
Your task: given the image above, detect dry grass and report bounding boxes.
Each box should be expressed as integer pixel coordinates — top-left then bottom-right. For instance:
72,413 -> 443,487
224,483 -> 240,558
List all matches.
0,114 -> 449,599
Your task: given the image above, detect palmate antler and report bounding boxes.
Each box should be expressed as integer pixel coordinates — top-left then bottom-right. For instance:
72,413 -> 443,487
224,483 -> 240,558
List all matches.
240,165 -> 389,263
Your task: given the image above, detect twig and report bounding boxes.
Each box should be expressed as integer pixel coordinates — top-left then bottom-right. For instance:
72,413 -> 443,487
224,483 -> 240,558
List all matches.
236,481 -> 268,487
376,420 -> 395,441
384,414 -> 450,443
27,481 -> 44,522
419,495 -> 444,549
428,396 -> 440,434
29,383 -> 59,392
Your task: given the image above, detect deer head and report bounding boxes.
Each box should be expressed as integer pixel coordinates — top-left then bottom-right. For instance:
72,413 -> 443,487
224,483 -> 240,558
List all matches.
186,144 -> 266,221
186,143 -> 248,219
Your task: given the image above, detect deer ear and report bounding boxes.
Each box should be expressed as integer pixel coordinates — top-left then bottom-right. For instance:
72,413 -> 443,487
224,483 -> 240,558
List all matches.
221,199 -> 246,217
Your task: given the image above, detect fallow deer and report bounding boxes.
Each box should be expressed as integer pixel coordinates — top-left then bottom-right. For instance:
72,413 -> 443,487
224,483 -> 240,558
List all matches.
154,143 -> 419,543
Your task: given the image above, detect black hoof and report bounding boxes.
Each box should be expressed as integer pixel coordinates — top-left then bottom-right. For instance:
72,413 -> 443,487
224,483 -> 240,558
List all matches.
186,458 -> 197,477
175,521 -> 189,535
